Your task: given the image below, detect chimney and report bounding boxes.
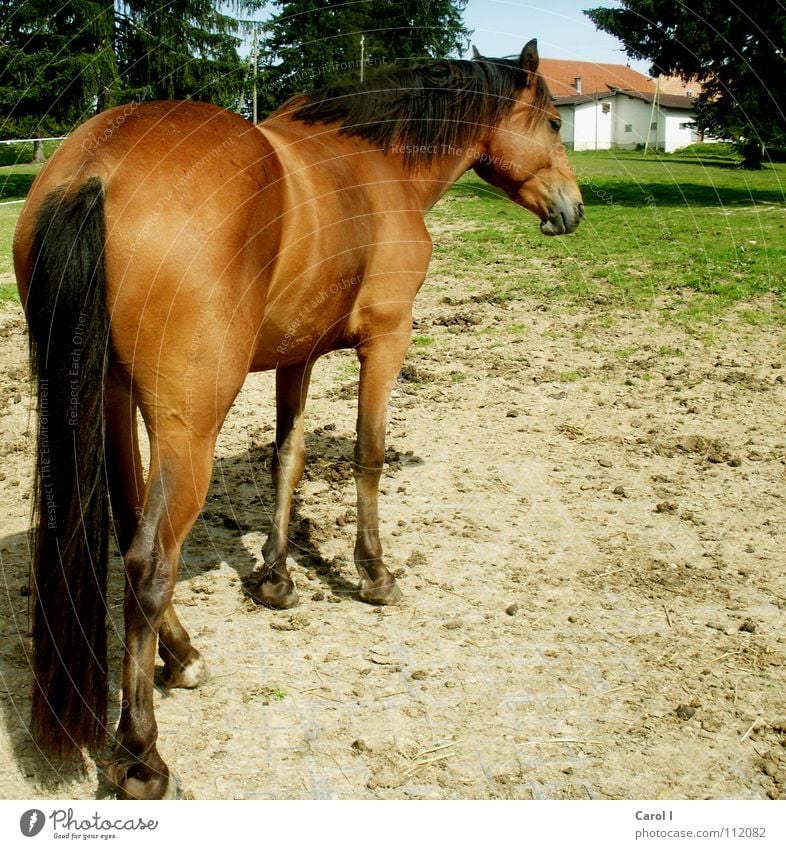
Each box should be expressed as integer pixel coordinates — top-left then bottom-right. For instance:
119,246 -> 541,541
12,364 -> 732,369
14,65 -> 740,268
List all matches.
573,76 -> 582,94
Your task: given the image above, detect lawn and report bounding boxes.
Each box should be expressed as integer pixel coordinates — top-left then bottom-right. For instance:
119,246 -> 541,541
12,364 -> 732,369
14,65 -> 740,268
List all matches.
428,146 -> 786,324
1,144 -> 785,321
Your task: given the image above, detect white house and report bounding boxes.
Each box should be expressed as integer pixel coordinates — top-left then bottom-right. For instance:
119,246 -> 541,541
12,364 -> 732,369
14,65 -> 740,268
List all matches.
539,59 -> 700,153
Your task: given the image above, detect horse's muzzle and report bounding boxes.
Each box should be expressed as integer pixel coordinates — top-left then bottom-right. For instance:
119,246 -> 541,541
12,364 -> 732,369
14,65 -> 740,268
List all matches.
540,201 -> 585,236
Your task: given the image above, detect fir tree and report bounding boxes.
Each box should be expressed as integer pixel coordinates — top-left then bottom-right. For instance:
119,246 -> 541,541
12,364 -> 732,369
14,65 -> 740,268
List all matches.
0,0 -> 119,138
0,1 -> 264,141
586,1 -> 786,168
254,0 -> 470,118
116,0 -> 260,107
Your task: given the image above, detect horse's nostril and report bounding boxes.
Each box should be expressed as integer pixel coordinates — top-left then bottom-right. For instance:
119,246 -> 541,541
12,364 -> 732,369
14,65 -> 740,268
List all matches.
577,202 -> 586,218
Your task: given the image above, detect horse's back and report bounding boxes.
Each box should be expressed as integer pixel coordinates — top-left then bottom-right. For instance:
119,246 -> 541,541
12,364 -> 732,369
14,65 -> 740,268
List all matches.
16,102 -> 285,409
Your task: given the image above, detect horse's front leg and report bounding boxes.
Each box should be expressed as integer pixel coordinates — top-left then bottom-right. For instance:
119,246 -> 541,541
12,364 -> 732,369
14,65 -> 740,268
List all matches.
353,322 -> 412,605
247,360 -> 314,608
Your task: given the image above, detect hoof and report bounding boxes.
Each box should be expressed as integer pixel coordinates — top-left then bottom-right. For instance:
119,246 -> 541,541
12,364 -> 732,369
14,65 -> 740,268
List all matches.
245,572 -> 299,609
358,576 -> 402,606
108,759 -> 180,800
162,652 -> 207,690
118,771 -> 181,800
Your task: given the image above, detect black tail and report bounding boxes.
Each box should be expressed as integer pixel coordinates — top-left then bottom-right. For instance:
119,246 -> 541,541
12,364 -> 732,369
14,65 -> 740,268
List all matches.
25,177 -> 110,760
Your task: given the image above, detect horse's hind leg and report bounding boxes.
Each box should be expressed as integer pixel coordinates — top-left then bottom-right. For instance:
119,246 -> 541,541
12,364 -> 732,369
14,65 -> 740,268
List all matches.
158,605 -> 206,689
248,360 -> 314,608
104,371 -> 144,553
104,375 -> 205,692
108,427 -> 219,800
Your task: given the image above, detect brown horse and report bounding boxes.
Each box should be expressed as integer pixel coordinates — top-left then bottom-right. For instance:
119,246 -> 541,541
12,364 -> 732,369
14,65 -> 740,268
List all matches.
13,40 -> 582,798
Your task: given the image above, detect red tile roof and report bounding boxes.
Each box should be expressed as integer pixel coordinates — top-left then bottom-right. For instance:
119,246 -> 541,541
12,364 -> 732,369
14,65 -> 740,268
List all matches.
539,58 -> 655,97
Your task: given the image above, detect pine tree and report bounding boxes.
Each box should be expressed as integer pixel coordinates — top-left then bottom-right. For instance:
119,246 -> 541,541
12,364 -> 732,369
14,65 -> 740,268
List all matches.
367,0 -> 470,63
0,0 -> 120,138
254,0 -> 470,117
586,1 -> 786,168
116,0 -> 261,107
0,1 -> 265,141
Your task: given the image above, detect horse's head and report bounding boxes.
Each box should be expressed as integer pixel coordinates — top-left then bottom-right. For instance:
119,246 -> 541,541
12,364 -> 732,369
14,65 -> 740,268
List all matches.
474,41 -> 584,236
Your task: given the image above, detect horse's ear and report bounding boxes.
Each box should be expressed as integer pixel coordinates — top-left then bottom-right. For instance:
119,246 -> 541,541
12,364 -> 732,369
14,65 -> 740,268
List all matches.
471,45 -> 483,60
519,39 -> 539,79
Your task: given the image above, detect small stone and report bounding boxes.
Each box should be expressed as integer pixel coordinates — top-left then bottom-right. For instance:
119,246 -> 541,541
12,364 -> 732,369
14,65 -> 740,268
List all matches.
410,669 -> 428,680
612,485 -> 628,497
311,591 -> 325,602
675,704 -> 696,721
655,501 -> 677,514
598,457 -> 613,468
506,409 -> 519,418
739,619 -> 757,634
443,619 -> 462,630
351,739 -> 370,753
19,585 -> 31,597
506,603 -> 519,616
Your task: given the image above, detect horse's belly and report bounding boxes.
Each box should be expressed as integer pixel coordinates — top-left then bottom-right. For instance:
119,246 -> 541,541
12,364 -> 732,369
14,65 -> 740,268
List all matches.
250,266 -> 366,370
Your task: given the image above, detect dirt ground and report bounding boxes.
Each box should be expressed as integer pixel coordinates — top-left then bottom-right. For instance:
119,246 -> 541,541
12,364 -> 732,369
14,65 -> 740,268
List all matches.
0,240 -> 784,799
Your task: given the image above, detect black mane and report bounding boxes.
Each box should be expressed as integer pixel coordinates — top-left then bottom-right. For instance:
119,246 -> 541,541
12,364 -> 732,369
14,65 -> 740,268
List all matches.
291,57 -> 553,167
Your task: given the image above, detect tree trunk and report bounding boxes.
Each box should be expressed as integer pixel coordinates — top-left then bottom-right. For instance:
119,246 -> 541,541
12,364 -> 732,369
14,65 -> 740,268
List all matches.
32,139 -> 45,164
739,139 -> 763,170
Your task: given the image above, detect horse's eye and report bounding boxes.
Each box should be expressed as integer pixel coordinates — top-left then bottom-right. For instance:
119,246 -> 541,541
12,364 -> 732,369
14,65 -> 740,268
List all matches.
549,118 -> 562,133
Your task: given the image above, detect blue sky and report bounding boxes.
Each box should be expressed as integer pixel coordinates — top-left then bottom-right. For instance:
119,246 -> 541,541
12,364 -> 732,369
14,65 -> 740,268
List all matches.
462,0 -> 649,71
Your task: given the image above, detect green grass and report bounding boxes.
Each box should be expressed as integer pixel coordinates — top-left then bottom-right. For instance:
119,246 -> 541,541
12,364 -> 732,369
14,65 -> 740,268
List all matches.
429,147 -> 786,324
0,140 -> 64,202
0,142 -> 65,302
0,204 -> 22,300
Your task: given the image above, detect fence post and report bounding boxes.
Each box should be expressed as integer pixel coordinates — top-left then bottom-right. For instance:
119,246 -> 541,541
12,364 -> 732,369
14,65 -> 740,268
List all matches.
32,139 -> 45,164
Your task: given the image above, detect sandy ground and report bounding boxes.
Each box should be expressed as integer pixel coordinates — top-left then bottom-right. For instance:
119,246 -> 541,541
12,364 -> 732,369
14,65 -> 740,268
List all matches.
0,243 -> 785,799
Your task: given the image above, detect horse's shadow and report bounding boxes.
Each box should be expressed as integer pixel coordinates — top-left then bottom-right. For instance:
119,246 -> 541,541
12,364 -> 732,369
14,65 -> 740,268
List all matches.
0,427 -> 362,797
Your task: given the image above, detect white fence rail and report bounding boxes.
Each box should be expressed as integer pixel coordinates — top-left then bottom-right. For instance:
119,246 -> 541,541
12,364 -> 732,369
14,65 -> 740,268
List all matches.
0,137 -> 67,145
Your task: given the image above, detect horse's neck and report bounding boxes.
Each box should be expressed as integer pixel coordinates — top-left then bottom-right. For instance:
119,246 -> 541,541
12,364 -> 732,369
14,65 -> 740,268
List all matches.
403,149 -> 480,210
258,116 -> 479,212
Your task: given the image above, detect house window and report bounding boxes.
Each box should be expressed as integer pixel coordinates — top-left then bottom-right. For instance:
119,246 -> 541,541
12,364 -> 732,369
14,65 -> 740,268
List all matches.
602,103 -> 610,114
650,122 -> 657,130
624,124 -> 633,133
679,122 -> 692,130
